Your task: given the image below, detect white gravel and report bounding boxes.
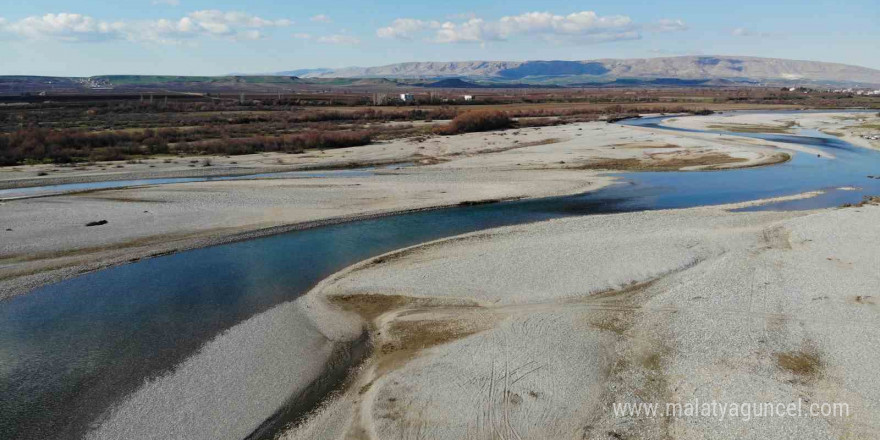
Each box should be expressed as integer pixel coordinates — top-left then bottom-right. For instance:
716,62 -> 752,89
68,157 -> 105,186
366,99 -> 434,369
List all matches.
1,120 -> 800,299
280,202 -> 880,440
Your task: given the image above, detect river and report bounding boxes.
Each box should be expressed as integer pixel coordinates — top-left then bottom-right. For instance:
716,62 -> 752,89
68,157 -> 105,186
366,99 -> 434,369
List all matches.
1,111 -> 878,439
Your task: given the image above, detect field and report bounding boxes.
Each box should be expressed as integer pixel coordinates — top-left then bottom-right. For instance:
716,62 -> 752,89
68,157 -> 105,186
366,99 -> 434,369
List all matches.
1,87 -> 877,166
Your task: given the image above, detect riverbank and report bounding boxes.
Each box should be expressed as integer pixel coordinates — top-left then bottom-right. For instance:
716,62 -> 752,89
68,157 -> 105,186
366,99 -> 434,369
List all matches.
9,111 -> 880,440
0,120 -> 805,300
662,111 -> 880,151
280,198 -> 880,440
80,195 -> 880,440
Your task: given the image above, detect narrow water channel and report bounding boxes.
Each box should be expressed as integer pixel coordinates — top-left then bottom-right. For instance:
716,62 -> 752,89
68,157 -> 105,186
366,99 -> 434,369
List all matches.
1,112 -> 878,439
0,163 -> 407,200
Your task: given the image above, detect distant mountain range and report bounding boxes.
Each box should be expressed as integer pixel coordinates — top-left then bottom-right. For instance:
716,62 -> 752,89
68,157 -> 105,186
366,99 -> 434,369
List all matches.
2,56 -> 879,96
273,68 -> 333,77
298,56 -> 880,86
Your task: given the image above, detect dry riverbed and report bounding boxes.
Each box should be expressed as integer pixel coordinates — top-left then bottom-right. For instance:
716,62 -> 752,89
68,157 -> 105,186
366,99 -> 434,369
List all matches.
83,195 -> 880,440
663,111 -> 880,151
14,112 -> 875,440
279,198 -> 880,440
0,120 -> 807,299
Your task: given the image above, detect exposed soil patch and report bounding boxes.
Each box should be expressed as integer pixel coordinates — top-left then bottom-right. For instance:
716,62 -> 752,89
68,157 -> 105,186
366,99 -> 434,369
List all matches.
775,348 -> 822,380
329,292 -> 497,392
708,121 -> 796,133
575,152 -> 755,171
841,195 -> 880,208
445,137 -> 562,157
569,277 -> 675,437
329,294 -> 419,322
853,295 -> 876,305
759,225 -> 792,251
382,318 -> 486,353
612,142 -> 681,149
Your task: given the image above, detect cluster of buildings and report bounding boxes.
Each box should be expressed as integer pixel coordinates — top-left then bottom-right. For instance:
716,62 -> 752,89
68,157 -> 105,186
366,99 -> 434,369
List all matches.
826,88 -> 880,95
373,93 -> 475,105
75,77 -> 114,90
396,93 -> 474,103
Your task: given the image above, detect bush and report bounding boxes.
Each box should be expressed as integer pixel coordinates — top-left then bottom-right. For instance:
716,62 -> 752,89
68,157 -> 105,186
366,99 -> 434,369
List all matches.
0,126 -> 373,165
180,130 -> 374,156
434,110 -> 512,135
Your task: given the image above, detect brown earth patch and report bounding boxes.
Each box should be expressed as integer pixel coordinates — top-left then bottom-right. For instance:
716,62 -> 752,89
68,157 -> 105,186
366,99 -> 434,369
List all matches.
373,312 -> 499,377
575,152 -> 754,172
575,276 -> 683,439
853,295 -> 876,305
759,225 -> 793,251
329,294 -> 419,322
612,143 -> 680,149
383,318 -> 486,353
841,195 -> 880,208
708,121 -> 796,133
445,137 -> 562,158
776,348 -> 822,380
328,292 -> 491,376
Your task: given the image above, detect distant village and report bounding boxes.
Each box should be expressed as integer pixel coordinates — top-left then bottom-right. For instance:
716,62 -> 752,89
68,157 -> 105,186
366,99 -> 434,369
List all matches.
786,86 -> 880,95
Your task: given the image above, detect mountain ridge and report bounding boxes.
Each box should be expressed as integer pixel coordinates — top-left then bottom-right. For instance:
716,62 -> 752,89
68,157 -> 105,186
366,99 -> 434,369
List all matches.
298,56 -> 880,86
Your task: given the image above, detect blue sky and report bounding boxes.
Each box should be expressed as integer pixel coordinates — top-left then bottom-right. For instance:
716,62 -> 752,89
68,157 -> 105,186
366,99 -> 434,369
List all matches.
1,0 -> 878,76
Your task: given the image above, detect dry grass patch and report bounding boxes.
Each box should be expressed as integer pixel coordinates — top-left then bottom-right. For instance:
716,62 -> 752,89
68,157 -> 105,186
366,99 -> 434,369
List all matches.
853,295 -> 876,305
841,195 -> 880,208
329,292 -> 497,380
613,143 -> 681,149
577,152 -> 751,171
372,313 -> 498,377
517,137 -> 562,148
329,294 -> 418,322
707,121 -> 796,133
590,313 -> 631,335
776,348 -> 822,379
383,319 -> 485,353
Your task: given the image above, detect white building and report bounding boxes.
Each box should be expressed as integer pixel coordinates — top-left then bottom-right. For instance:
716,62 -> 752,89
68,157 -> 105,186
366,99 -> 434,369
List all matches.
463,95 -> 474,101
399,93 -> 414,102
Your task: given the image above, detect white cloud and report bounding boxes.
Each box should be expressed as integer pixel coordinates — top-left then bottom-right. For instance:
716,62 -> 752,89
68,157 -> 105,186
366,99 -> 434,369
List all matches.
0,13 -> 126,42
316,34 -> 360,44
151,0 -> 180,6
295,32 -> 357,44
310,14 -> 331,23
185,10 -> 291,35
379,11 -> 650,44
376,18 -> 438,40
238,29 -> 262,40
434,18 -> 499,43
0,10 -> 292,44
499,11 -> 634,36
731,27 -> 771,37
652,18 -> 687,32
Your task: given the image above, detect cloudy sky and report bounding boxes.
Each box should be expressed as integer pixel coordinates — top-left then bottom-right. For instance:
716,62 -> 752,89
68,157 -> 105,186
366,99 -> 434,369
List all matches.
1,0 -> 878,76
